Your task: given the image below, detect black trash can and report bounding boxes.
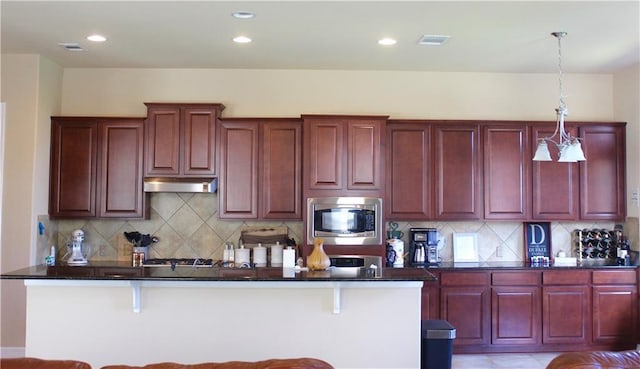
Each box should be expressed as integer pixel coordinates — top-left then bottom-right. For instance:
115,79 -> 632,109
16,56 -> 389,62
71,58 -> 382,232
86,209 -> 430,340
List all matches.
421,319 -> 456,369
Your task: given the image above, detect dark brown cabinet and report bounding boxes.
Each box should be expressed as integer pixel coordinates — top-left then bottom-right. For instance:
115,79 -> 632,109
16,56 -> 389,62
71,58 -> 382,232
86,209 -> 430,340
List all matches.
483,124 -> 530,220
49,117 -> 146,219
144,103 -> 224,177
542,270 -> 591,345
531,124 -> 580,220
384,121 -> 625,222
303,115 -> 386,197
218,120 -> 259,218
434,123 -> 482,220
261,120 -> 302,219
491,272 -> 540,346
386,122 -> 432,219
422,271 -> 440,320
579,124 -> 626,220
219,118 -> 302,219
591,270 -> 637,345
433,268 -> 636,354
440,271 -> 490,347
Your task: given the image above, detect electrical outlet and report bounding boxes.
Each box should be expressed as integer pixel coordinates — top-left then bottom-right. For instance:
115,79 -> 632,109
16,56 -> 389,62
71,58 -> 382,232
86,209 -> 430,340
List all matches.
496,245 -> 503,257
99,244 -> 106,256
632,187 -> 640,207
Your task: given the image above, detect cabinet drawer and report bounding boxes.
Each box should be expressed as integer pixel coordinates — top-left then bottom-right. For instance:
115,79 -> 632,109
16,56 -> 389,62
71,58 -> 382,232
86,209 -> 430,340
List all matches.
592,270 -> 637,285
492,271 -> 539,286
543,270 -> 589,285
441,271 -> 489,286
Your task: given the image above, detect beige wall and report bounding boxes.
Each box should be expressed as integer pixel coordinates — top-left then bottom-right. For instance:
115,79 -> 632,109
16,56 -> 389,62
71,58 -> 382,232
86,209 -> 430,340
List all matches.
2,60 -> 635,351
614,64 -> 640,224
0,54 -> 62,351
61,68 -> 613,120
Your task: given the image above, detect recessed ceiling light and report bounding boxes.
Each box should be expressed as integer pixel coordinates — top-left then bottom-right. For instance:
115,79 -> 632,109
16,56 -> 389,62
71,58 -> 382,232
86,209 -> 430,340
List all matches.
233,35 -> 252,44
232,11 -> 256,19
87,34 -> 107,42
418,35 -> 450,46
378,38 -> 397,46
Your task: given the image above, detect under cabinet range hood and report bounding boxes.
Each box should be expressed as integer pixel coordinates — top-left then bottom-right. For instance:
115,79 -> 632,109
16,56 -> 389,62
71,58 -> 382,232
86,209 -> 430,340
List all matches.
143,178 -> 217,193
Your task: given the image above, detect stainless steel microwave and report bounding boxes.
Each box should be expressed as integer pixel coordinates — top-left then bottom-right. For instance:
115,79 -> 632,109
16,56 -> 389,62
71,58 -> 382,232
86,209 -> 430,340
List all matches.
307,197 -> 383,245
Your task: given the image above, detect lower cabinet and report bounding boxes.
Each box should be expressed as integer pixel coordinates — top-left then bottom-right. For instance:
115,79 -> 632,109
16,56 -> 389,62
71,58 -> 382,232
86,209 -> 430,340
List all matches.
439,271 -> 491,346
542,270 -> 591,345
491,271 -> 540,346
430,268 -> 637,353
592,270 -> 638,345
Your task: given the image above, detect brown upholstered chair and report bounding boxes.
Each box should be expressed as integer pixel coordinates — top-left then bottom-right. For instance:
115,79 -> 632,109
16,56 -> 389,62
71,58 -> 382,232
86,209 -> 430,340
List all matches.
1,357 -> 92,369
546,350 -> 640,369
101,359 -> 334,369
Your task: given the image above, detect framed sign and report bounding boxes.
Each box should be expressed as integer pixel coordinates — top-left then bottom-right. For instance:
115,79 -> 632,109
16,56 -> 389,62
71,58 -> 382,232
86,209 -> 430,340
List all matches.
524,222 -> 551,260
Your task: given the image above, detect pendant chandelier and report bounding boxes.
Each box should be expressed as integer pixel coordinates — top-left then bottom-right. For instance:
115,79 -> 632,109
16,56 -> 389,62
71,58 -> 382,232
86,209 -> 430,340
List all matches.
532,32 -> 586,162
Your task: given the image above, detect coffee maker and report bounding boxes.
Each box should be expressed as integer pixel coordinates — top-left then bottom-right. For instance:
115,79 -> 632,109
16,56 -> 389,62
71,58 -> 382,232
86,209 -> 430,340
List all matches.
409,228 -> 440,266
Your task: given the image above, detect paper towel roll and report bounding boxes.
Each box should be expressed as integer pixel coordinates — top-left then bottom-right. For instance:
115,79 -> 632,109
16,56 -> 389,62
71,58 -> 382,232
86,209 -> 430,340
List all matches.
235,248 -> 251,266
253,244 -> 267,267
270,243 -> 283,266
283,247 -> 296,268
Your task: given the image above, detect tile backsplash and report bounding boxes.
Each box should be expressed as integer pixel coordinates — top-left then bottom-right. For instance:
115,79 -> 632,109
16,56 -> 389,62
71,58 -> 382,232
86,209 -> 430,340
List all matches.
36,193 -> 638,265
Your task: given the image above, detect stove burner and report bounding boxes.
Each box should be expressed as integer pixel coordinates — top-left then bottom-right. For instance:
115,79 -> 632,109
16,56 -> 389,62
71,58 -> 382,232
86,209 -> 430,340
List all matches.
143,258 -> 214,270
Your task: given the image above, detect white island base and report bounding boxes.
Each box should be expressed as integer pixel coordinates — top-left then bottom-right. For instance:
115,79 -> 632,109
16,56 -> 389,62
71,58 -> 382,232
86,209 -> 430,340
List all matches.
24,280 -> 423,369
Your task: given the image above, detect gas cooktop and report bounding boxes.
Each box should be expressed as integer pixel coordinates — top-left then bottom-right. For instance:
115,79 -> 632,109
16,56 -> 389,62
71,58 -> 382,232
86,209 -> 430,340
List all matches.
143,258 -> 214,268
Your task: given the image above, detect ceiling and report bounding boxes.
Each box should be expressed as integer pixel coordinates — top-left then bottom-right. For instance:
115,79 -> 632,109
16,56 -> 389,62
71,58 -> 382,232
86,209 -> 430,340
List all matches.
2,1 -> 638,74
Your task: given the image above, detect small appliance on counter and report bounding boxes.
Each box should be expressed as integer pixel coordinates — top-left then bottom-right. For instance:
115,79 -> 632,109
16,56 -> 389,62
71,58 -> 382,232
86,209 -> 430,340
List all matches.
409,228 -> 440,267
66,229 -> 88,265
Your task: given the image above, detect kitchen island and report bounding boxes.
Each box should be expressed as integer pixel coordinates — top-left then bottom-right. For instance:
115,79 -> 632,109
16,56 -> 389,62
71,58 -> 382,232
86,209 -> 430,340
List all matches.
2,264 -> 435,369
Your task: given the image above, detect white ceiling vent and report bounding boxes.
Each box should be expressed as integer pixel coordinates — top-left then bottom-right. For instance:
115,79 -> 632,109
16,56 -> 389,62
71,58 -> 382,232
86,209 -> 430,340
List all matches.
58,43 -> 84,51
418,35 -> 450,46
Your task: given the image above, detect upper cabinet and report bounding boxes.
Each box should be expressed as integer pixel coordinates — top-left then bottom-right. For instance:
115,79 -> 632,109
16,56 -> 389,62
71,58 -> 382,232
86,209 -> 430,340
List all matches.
386,122 -> 432,219
50,117 -> 147,219
579,124 -> 626,220
303,115 -> 386,197
483,123 -> 530,220
385,120 -> 626,222
219,118 -> 302,220
531,123 -> 580,220
434,123 -> 482,220
144,103 -> 224,177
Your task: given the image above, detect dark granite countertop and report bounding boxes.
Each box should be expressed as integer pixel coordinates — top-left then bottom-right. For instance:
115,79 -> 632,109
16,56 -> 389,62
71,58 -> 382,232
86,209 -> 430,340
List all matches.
1,262 -> 436,282
420,260 -> 638,270
3,259 -> 636,282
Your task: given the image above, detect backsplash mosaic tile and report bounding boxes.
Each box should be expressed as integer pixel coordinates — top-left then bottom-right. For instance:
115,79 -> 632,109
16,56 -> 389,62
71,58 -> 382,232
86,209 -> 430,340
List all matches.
42,193 -> 637,265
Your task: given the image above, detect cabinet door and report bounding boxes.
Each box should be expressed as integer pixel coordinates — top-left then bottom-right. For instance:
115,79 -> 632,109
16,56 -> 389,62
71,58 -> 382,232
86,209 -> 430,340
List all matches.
386,123 -> 432,219
261,121 -> 302,219
49,119 -> 98,218
347,120 -> 382,190
579,124 -> 626,220
492,286 -> 540,345
531,124 -> 579,220
592,285 -> 637,345
483,124 -> 530,219
182,107 -> 217,176
422,274 -> 440,320
145,106 -> 181,176
542,285 -> 590,344
434,124 -> 482,220
97,119 -> 146,218
219,121 -> 259,218
440,272 -> 490,346
441,286 -> 490,346
306,119 -> 344,190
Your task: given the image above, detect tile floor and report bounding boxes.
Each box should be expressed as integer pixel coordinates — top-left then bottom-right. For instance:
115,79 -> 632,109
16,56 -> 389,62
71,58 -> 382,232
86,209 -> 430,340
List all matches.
452,352 -> 560,369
